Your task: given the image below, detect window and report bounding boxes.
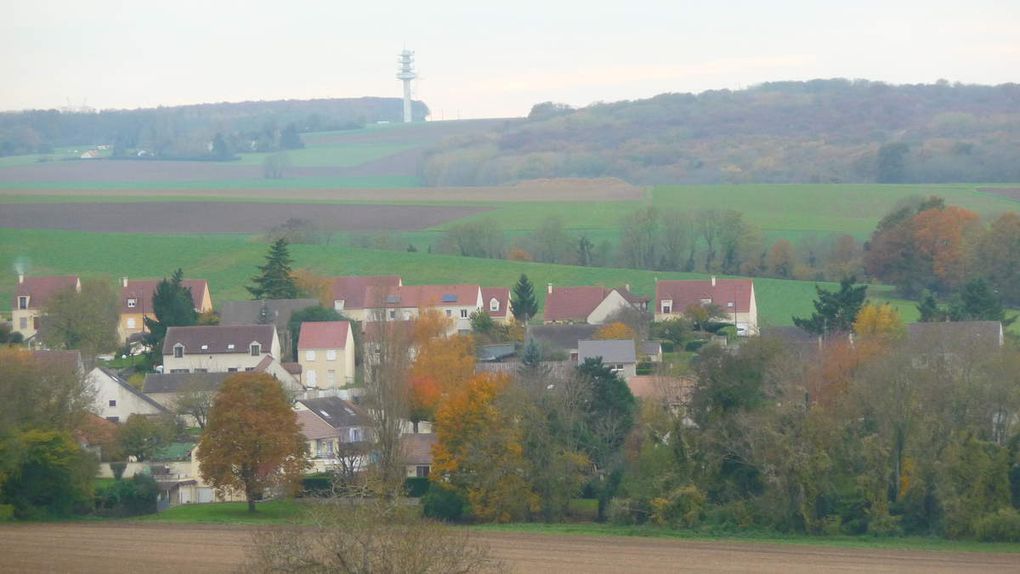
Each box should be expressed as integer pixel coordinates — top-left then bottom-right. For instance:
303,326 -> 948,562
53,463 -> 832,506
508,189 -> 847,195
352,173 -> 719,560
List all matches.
662,305 -> 671,314
108,399 -> 117,407
126,318 -> 136,329
19,317 -> 27,329
700,298 -> 712,305
106,416 -> 119,423
173,344 -> 184,358
227,367 -> 238,372
305,350 -> 316,361
445,309 -> 452,317
326,350 -> 337,361
389,310 -> 396,319
250,343 -> 261,356
350,428 -> 363,442
17,296 -> 28,310
661,300 -> 672,314
460,309 -> 468,318
127,297 -> 137,309
490,298 -> 500,312
170,369 -> 189,374
333,299 -> 345,311
194,369 -> 208,373
415,465 -> 430,478
245,367 -> 255,372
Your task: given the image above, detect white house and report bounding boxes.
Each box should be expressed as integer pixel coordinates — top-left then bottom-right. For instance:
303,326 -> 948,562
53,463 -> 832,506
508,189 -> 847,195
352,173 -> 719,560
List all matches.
295,396 -> 370,474
655,277 -> 758,335
88,367 -> 169,423
161,324 -> 281,374
363,284 -> 483,334
543,284 -> 647,324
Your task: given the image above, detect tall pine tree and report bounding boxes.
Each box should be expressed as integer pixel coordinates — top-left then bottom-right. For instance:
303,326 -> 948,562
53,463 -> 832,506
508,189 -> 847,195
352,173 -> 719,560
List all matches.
247,238 -> 298,300
511,274 -> 539,323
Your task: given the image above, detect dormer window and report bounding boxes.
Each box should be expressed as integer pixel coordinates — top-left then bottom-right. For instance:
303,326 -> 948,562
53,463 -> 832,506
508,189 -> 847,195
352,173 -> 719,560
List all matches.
489,298 -> 500,312
334,299 -> 345,311
250,343 -> 261,356
17,296 -> 29,310
127,297 -> 138,309
173,344 -> 184,359
700,298 -> 712,305
200,344 -> 208,351
661,299 -> 672,314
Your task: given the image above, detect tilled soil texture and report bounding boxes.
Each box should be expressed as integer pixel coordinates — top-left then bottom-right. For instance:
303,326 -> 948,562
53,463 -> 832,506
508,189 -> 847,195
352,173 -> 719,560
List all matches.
0,202 -> 490,233
977,187 -> 1020,201
1,523 -> 1016,574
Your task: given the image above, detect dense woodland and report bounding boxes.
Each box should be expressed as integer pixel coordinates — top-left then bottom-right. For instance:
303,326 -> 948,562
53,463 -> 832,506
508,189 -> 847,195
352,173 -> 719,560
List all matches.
0,97 -> 429,158
423,80 -> 1020,185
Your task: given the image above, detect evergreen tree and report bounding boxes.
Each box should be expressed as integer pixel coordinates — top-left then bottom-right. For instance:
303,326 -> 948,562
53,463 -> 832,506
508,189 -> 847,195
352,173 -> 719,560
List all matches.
577,235 -> 594,266
917,290 -> 947,322
511,274 -> 539,323
211,132 -> 231,160
247,239 -> 298,300
144,269 -> 197,352
949,279 -> 1011,323
793,276 -> 867,336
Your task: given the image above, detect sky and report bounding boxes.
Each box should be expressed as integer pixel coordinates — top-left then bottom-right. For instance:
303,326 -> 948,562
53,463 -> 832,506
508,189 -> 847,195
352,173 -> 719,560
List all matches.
2,1 -> 1018,119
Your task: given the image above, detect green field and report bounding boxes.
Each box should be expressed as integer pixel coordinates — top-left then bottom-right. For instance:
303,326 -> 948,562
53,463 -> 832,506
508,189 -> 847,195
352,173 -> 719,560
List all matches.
0,227 -> 917,324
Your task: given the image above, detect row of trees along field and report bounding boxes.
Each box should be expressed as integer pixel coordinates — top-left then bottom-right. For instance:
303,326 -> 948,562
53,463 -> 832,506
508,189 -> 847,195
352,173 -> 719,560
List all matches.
422,79 -> 1020,185
0,96 -> 429,158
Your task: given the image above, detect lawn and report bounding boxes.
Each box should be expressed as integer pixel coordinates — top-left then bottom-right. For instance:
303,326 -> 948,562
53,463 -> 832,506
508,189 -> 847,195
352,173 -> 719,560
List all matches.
139,499 -> 307,525
234,142 -> 415,168
0,228 -> 918,325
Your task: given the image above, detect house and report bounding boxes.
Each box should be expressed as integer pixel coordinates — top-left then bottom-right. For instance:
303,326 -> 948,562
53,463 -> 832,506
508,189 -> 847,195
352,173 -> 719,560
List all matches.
577,339 -> 638,379
87,367 -> 169,423
12,274 -> 81,340
295,396 -> 370,473
161,324 -> 280,374
905,321 -> 1004,369
655,277 -> 758,335
476,360 -> 575,380
328,275 -> 403,321
527,323 -> 600,358
627,375 -> 694,411
219,298 -> 318,359
403,433 -> 438,478
118,277 -> 213,343
363,284 -> 483,334
31,349 -> 84,374
481,287 -> 513,323
543,284 -> 647,324
298,321 -> 356,390
640,341 -> 663,362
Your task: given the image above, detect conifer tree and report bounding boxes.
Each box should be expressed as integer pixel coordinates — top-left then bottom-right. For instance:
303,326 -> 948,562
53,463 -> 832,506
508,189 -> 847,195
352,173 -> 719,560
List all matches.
144,268 -> 197,353
247,238 -> 298,300
511,274 -> 539,323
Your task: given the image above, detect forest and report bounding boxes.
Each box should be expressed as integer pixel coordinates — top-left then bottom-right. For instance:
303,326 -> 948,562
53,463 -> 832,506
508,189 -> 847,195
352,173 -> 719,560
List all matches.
422,79 -> 1020,185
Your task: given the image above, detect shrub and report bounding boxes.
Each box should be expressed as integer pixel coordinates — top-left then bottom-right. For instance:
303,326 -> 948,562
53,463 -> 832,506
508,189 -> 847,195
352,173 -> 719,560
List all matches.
300,473 -> 333,497
422,486 -> 467,521
649,485 -> 706,528
0,505 -> 14,522
659,340 -> 675,353
110,462 -> 127,480
94,474 -> 158,517
608,497 -> 651,526
974,509 -> 1020,542
405,477 -> 430,498
685,340 -> 708,352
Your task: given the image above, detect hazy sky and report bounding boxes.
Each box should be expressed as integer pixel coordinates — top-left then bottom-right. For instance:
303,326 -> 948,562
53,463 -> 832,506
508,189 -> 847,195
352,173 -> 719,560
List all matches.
2,1 -> 1018,118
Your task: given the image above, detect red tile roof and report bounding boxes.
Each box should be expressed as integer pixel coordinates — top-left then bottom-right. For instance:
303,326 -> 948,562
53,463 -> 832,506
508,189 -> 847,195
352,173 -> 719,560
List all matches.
120,278 -> 209,314
402,433 -> 437,465
481,287 -> 511,318
14,276 -> 79,309
329,276 -> 402,309
655,279 -> 754,314
298,321 -> 351,350
544,286 -> 612,322
364,284 -> 481,309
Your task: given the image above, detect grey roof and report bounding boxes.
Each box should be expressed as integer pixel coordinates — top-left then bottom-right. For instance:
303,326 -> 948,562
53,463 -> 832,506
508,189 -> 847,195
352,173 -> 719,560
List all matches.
527,324 -> 599,353
142,372 -> 231,394
640,341 -> 662,356
218,299 -> 319,329
578,339 -> 637,364
96,367 -> 170,413
298,396 -> 368,429
477,344 -> 516,362
475,360 -> 575,379
162,324 -> 275,355
906,321 -> 1004,349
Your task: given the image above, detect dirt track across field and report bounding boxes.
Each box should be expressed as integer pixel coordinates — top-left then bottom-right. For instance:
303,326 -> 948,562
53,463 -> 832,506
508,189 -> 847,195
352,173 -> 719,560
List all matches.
0,523 -> 1016,574
0,202 -> 488,233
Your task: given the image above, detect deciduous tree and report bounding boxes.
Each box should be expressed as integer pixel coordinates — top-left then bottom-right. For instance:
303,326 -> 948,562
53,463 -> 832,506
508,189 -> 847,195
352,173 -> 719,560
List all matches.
40,278 -> 119,361
595,322 -> 636,341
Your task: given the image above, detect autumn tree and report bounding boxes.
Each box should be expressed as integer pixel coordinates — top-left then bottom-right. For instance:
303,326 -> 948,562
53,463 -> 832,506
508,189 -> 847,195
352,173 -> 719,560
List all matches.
174,379 -> 217,429
197,373 -> 308,512
361,313 -> 413,493
247,238 -> 298,300
292,267 -> 332,307
118,414 -> 176,462
969,212 -> 1020,305
767,239 -> 795,278
793,277 -> 867,336
911,205 -> 980,290
595,322 -> 636,341
684,302 -> 725,331
510,274 -> 539,323
853,302 -> 905,341
40,278 -> 119,361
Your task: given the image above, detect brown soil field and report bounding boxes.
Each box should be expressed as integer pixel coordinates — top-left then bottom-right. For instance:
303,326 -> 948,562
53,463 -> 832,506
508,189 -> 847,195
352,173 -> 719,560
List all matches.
978,187 -> 1020,201
0,523 -> 1016,574
0,202 -> 488,233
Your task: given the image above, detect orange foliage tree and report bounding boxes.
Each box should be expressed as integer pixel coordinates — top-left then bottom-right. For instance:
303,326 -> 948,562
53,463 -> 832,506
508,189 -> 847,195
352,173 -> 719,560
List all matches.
431,373 -> 537,522
292,268 -> 332,308
595,322 -> 636,341
197,373 -> 308,512
911,206 -> 980,288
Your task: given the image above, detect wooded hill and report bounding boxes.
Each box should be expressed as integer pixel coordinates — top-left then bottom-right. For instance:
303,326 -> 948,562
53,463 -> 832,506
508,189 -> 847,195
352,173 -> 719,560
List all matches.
0,97 -> 430,158
423,79 -> 1020,185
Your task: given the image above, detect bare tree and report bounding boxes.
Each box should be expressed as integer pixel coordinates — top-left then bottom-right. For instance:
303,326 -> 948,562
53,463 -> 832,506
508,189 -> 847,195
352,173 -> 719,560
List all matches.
174,379 -> 216,429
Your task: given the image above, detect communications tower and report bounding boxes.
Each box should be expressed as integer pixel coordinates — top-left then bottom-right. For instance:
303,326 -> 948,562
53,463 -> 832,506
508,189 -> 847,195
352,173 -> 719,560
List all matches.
396,49 -> 417,123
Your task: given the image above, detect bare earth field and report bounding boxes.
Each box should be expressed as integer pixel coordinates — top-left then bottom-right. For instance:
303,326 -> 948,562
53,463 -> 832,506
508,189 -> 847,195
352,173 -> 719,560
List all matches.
978,187 -> 1020,201
0,523 -> 1015,574
0,202 -> 489,233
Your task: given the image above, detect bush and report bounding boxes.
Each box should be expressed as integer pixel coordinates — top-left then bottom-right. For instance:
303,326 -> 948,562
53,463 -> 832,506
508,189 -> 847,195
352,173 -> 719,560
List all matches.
608,497 -> 651,526
659,340 -> 674,353
94,474 -> 158,517
974,508 -> 1020,542
110,462 -> 127,480
685,340 -> 708,352
300,473 -> 333,497
649,485 -> 706,528
405,477 -> 430,498
422,486 -> 467,521
0,504 -> 14,522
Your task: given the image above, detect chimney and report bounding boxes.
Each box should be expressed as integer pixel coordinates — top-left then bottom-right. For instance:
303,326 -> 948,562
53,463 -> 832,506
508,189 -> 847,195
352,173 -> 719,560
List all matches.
18,273 -> 24,284
711,276 -> 716,287
547,283 -> 553,294
121,276 -> 129,288
624,283 -> 630,292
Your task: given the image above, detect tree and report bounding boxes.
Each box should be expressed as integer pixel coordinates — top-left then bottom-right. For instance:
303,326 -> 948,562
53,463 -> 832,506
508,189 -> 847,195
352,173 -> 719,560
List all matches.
409,333 -> 475,429
685,302 -> 726,332
510,274 -> 539,323
262,152 -> 290,179
144,269 -> 198,355
595,322 -> 636,341
970,213 -> 1020,306
211,132 -> 232,160
197,373 -> 308,512
362,316 -> 413,494
877,142 -> 909,183
767,239 -> 796,278
948,279 -> 1010,323
39,278 -> 119,362
853,302 -> 905,341
0,429 -> 97,519
118,414 -> 175,462
530,216 -> 572,263
917,291 -> 947,322
620,207 -> 658,269
279,123 -> 304,149
292,268 -> 332,307
247,238 -> 298,300
577,235 -> 594,266
174,380 -> 216,429
912,206 -> 980,290
0,347 -> 93,434
793,277 -> 867,336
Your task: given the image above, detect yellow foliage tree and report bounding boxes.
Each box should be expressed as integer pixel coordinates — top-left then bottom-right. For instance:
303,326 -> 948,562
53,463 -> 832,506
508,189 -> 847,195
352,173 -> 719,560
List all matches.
431,373 -> 538,522
595,322 -> 636,341
292,268 -> 332,308
853,302 -> 905,341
